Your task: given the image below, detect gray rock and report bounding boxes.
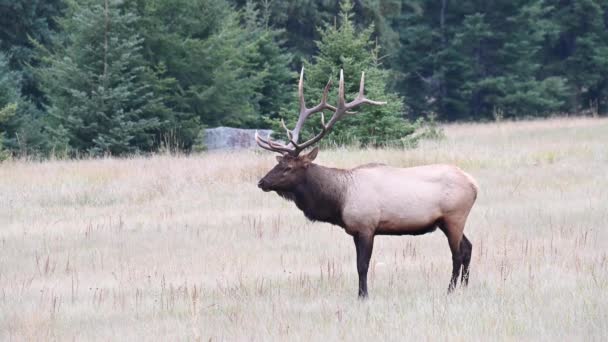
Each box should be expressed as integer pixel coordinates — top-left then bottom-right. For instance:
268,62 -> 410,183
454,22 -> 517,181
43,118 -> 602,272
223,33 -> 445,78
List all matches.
204,126 -> 274,150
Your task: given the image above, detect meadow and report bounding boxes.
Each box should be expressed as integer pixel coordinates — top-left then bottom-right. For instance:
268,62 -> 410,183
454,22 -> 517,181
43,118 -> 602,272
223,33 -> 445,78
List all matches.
1,117 -> 607,340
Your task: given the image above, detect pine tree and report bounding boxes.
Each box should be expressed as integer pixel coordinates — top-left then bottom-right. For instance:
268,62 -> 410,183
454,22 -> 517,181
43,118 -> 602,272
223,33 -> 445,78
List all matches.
37,0 -> 180,156
393,0 -> 570,120
490,2 -> 568,118
133,0 -> 292,129
391,0 -> 455,119
241,1 -> 293,125
0,53 -> 20,159
228,0 -> 340,63
0,0 -> 65,103
544,0 -> 608,114
451,2 -> 568,119
0,52 -> 49,157
281,0 -> 416,147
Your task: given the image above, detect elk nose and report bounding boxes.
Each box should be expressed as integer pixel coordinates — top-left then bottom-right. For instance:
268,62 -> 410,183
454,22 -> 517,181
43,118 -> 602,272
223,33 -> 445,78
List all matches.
257,179 -> 265,189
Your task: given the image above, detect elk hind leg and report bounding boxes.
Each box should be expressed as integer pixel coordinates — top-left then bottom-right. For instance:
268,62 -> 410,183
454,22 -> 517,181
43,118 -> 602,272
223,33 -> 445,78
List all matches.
439,219 -> 465,293
460,235 -> 472,286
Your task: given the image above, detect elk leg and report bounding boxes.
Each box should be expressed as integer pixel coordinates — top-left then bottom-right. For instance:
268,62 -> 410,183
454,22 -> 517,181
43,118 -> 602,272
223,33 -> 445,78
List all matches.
460,235 -> 472,286
438,219 -> 464,294
448,250 -> 463,293
353,233 -> 374,299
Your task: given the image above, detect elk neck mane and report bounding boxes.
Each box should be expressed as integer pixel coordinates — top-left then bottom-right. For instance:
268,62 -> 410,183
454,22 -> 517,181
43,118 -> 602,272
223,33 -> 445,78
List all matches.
277,163 -> 351,227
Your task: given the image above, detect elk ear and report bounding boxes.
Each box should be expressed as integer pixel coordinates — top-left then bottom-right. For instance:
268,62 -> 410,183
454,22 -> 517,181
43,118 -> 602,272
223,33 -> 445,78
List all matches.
304,147 -> 319,163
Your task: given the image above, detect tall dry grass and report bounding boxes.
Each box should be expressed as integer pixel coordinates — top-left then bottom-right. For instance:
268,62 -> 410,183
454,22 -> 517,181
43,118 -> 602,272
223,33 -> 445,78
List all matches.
0,117 -> 607,340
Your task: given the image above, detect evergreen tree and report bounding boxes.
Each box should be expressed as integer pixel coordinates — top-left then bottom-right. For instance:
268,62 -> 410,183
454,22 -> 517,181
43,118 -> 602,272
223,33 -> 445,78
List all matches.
281,0 -> 416,147
0,0 -> 66,156
544,0 -> 608,114
0,53 -> 20,159
394,0 -> 569,120
0,52 -> 50,157
0,0 -> 65,103
241,1 -> 293,124
37,0 -> 179,156
133,0 -> 292,129
490,2 -> 568,118
229,0 -> 340,63
0,53 -> 21,118
2,0 -> 607,160
452,2 -> 568,119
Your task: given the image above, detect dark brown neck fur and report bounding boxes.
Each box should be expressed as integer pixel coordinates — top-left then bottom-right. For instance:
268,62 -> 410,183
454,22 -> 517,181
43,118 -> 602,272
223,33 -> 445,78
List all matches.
277,164 -> 350,227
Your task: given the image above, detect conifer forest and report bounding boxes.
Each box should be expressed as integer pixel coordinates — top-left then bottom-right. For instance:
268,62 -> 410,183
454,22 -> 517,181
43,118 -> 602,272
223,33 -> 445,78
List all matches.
1,0 -> 607,156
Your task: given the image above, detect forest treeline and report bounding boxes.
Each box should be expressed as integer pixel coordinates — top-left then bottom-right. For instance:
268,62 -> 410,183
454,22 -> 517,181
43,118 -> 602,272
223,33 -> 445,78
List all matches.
0,0 -> 607,157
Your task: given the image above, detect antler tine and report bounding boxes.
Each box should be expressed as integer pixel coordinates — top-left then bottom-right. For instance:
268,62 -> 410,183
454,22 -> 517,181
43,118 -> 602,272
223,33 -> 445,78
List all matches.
338,69 -> 347,109
255,131 -> 293,155
326,69 -> 353,124
321,69 -> 356,128
254,131 -> 276,152
298,67 -> 306,113
291,69 -> 334,144
358,71 -> 366,98
280,119 -> 293,140
347,71 -> 387,108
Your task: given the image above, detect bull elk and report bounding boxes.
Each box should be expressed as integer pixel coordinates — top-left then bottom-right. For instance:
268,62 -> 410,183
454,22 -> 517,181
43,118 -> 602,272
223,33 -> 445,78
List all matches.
255,69 -> 478,298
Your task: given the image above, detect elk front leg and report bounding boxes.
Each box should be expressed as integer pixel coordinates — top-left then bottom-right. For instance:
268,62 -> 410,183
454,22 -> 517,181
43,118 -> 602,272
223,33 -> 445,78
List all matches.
353,233 -> 374,299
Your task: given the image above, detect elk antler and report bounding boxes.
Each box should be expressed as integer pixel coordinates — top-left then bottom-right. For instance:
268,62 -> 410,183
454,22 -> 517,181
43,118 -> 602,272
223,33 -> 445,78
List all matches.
256,68 -> 386,156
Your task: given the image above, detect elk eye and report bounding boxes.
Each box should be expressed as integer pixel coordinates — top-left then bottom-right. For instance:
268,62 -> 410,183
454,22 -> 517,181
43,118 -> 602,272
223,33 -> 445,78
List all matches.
284,166 -> 292,172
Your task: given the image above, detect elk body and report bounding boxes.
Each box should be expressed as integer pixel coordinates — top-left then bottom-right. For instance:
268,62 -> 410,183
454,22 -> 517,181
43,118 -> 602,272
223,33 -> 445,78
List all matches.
256,69 -> 478,298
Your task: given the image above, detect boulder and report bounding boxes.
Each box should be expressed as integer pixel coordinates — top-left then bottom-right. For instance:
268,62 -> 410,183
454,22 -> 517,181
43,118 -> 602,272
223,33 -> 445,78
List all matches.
204,127 -> 274,150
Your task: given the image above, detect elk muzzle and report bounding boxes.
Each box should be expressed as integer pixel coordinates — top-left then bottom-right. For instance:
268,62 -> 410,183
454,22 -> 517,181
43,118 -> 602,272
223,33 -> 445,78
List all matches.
257,178 -> 272,192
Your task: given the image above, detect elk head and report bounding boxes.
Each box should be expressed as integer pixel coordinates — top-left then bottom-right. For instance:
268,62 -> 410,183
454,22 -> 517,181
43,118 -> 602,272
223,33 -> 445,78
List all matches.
255,68 -> 386,192
257,147 -> 319,192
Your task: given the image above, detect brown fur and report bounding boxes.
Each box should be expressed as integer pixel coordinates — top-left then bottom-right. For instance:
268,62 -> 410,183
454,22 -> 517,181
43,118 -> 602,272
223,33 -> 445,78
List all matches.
277,164 -> 349,226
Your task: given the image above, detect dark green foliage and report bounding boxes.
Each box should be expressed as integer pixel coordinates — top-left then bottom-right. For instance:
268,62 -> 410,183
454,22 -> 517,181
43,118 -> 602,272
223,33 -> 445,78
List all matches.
0,0 -> 607,157
452,4 -> 569,119
241,1 -> 294,124
0,52 -> 50,157
0,1 -> 67,157
37,0 -> 179,156
0,53 -> 19,159
392,0 -> 573,120
0,58 -> 17,159
0,106 -> 14,160
279,0 -> 416,147
0,0 -> 65,103
133,0 -> 292,128
543,0 -> 608,113
0,53 -> 20,110
229,0 -> 341,63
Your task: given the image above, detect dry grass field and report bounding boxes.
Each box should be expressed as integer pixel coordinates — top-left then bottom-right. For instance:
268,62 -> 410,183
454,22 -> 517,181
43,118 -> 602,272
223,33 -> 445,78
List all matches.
1,117 -> 607,341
